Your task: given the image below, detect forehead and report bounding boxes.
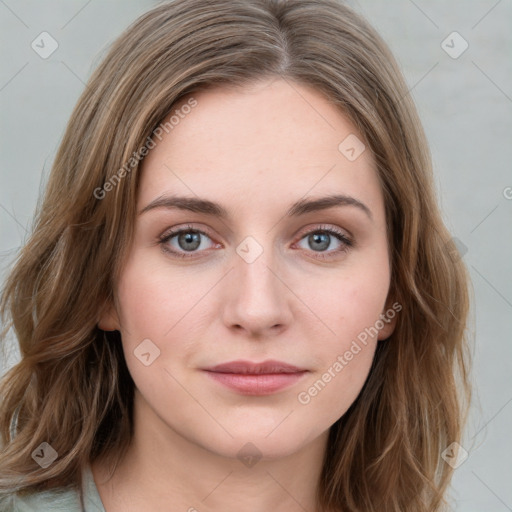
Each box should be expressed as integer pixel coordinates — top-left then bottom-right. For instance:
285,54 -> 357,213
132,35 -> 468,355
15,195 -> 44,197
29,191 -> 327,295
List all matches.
139,78 -> 384,222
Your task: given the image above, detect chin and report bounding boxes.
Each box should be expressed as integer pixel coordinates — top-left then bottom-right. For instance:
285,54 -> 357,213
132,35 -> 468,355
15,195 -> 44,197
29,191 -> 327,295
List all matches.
201,427 -> 315,462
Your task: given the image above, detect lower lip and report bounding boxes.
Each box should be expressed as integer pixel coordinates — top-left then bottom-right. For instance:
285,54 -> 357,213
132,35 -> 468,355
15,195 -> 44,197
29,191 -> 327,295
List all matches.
203,371 -> 308,395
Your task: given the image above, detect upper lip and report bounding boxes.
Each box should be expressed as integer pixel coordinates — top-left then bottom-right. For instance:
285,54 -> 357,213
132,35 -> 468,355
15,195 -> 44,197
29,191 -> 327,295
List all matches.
203,359 -> 308,374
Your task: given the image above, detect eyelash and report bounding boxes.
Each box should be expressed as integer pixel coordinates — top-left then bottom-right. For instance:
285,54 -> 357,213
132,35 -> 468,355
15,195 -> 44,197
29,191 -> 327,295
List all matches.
158,224 -> 353,260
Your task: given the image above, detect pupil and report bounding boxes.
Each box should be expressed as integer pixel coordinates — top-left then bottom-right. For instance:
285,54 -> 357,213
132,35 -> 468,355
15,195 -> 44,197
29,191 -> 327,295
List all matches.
179,232 -> 201,251
310,232 -> 329,251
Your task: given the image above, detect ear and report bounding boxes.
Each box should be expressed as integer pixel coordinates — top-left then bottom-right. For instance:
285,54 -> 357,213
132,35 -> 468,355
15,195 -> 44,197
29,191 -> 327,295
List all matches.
377,300 -> 401,341
97,302 -> 121,331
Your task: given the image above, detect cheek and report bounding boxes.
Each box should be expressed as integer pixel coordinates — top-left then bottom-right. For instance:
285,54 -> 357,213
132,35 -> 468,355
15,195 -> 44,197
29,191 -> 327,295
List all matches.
296,345 -> 376,426
116,270 -> 165,339
115,253 -> 193,342
114,251 -> 216,378
294,255 -> 389,415
305,254 -> 390,344
296,281 -> 384,418
114,257 -> 190,403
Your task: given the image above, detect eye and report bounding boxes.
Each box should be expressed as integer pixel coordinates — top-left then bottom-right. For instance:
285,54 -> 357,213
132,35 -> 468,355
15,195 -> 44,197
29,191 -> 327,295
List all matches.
158,224 -> 353,260
158,225 -> 218,259
294,225 -> 353,260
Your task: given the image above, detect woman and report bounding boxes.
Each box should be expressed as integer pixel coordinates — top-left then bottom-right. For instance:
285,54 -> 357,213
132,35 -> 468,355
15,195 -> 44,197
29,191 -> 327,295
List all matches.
0,0 -> 471,510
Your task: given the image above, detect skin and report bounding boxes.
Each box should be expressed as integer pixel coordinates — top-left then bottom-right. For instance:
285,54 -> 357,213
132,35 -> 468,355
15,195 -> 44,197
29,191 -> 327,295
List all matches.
94,77 -> 396,512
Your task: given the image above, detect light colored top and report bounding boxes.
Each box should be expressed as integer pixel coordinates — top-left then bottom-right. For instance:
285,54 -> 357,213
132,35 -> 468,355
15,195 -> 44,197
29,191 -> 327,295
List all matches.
0,465 -> 106,511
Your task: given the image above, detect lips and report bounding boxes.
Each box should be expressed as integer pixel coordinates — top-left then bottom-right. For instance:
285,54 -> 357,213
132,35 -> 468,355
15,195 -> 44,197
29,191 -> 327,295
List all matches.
202,359 -> 309,395
204,359 -> 307,374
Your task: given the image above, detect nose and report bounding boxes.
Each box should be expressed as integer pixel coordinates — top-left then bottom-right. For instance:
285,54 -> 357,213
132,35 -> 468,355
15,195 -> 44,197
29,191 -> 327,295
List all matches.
221,239 -> 293,338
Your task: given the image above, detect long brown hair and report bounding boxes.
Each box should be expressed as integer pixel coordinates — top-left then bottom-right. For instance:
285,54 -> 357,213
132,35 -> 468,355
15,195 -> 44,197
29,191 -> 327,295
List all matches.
0,1 -> 471,510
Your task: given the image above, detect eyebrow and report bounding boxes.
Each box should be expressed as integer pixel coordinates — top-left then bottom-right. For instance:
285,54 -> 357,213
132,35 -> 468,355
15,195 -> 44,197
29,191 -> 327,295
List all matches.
139,193 -> 373,221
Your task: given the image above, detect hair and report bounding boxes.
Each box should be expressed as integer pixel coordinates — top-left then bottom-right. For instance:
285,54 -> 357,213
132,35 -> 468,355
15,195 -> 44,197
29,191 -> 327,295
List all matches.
0,0 -> 472,510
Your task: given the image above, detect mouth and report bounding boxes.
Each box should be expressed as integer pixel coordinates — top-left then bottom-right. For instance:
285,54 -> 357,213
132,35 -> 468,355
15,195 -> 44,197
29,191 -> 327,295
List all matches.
202,359 -> 309,396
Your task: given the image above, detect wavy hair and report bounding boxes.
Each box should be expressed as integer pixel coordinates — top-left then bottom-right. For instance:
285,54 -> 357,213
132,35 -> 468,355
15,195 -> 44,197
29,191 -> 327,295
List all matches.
0,1 -> 471,510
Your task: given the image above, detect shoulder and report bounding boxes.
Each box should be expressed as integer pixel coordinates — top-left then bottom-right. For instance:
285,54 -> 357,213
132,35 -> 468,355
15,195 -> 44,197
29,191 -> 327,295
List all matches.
0,465 -> 105,512
0,486 -> 82,511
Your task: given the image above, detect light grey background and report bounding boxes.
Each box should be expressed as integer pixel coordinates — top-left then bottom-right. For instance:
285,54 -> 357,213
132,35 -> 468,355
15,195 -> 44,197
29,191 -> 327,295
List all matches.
1,1 -> 511,510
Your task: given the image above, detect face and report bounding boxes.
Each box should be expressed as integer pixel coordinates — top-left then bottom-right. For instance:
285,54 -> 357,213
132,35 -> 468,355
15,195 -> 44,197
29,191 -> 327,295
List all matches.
100,78 -> 396,460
